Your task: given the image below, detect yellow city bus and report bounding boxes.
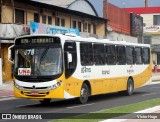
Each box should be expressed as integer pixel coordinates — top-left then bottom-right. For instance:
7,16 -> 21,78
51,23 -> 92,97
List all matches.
8,34 -> 152,104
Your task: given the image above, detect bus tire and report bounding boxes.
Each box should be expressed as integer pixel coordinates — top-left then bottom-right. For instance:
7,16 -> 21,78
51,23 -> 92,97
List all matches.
78,83 -> 89,104
39,99 -> 51,105
126,78 -> 134,96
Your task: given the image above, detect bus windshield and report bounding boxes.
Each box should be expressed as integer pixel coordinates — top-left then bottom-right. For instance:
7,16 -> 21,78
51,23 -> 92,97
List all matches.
14,47 -> 62,77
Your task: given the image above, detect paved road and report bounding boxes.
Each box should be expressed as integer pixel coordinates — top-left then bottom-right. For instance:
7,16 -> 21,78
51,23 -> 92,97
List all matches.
0,84 -> 160,121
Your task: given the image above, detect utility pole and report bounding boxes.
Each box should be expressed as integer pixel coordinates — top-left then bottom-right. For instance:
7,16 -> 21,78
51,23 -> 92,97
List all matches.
145,0 -> 148,7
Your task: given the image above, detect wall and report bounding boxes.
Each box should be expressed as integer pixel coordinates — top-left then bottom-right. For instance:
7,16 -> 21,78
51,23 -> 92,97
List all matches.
96,22 -> 105,37
103,2 -> 130,35
141,14 -> 153,26
1,44 -> 13,81
2,5 -> 12,23
107,31 -> 138,43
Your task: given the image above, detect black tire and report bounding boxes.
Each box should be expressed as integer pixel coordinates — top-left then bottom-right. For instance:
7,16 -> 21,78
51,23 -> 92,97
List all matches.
78,83 -> 89,104
39,99 -> 51,105
126,78 -> 134,96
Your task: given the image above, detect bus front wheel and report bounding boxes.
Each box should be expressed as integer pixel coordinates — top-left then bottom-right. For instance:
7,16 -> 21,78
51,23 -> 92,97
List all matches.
78,83 -> 89,104
39,99 -> 51,105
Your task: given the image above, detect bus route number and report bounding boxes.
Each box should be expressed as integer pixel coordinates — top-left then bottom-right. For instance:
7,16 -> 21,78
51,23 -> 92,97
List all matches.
24,49 -> 34,55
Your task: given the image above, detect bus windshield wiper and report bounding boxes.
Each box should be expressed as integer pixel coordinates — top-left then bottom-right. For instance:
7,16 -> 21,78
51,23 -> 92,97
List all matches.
40,46 -> 50,62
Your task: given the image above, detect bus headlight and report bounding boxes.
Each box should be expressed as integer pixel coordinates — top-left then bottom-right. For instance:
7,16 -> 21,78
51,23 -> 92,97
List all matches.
14,82 -> 24,90
47,81 -> 62,90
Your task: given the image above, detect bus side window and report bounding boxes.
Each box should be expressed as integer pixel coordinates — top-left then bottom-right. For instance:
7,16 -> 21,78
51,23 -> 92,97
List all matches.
106,45 -> 116,65
80,43 -> 93,66
64,41 -> 77,79
116,46 -> 126,65
126,46 -> 134,65
143,48 -> 150,64
135,47 -> 143,64
93,44 -> 105,65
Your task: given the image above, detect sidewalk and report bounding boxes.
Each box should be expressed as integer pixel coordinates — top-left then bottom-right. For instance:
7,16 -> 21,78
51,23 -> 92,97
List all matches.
0,81 -> 14,98
152,72 -> 160,81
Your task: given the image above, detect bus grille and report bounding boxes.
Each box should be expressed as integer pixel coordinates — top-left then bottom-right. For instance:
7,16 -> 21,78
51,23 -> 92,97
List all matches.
21,91 -> 49,97
22,87 -> 48,90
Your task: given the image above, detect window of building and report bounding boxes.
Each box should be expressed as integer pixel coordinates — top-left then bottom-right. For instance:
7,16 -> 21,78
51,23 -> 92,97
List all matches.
116,46 -> 126,65
88,23 -> 91,33
93,44 -> 105,65
48,16 -> 52,25
84,22 -> 87,32
55,17 -> 60,26
72,20 -> 76,28
126,46 -> 134,64
15,9 -> 24,24
80,43 -> 93,66
153,15 -> 160,25
135,47 -> 142,64
78,21 -> 81,32
93,24 -> 96,34
34,13 -> 38,22
143,48 -> 150,64
42,15 -> 46,24
61,18 -> 65,27
106,45 -> 116,65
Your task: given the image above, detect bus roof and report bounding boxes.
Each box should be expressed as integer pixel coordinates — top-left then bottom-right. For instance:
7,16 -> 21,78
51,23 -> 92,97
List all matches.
15,34 -> 150,47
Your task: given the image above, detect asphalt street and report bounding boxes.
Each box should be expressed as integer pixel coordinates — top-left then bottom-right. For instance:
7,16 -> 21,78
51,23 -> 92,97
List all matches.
0,83 -> 160,121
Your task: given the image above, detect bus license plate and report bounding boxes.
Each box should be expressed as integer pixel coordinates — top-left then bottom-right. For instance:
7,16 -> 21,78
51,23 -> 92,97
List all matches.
31,91 -> 39,95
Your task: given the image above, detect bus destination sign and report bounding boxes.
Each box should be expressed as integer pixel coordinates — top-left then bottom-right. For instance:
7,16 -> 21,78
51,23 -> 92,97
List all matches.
16,37 -> 60,45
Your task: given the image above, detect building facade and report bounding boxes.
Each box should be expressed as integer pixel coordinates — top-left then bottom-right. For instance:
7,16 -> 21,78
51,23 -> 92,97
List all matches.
103,1 -> 138,43
125,7 -> 160,71
0,0 -> 107,82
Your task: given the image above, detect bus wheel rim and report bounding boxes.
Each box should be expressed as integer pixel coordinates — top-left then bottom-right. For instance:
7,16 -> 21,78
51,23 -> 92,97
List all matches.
81,88 -> 87,99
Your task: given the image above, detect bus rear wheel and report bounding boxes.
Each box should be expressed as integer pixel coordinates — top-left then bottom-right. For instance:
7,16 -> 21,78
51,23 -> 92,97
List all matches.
126,78 -> 134,96
39,99 -> 51,105
78,83 -> 89,104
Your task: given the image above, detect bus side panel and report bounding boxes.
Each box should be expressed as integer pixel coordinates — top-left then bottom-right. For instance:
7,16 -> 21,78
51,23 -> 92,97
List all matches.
102,79 -> 114,94
134,65 -> 152,88
90,79 -> 103,95
115,77 -> 128,92
64,77 -> 82,97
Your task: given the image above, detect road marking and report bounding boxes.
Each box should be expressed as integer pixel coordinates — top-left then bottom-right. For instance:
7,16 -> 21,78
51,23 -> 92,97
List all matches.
142,92 -> 158,96
0,97 -> 16,101
66,103 -> 95,109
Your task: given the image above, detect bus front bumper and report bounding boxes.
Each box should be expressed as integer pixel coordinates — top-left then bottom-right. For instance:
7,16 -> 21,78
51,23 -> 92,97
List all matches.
14,86 -> 65,99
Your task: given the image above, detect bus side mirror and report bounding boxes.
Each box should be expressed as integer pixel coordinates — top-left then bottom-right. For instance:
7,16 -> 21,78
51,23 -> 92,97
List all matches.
8,45 -> 14,64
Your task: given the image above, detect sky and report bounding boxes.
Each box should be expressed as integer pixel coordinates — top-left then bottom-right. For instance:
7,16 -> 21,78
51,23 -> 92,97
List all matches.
89,0 -> 160,17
